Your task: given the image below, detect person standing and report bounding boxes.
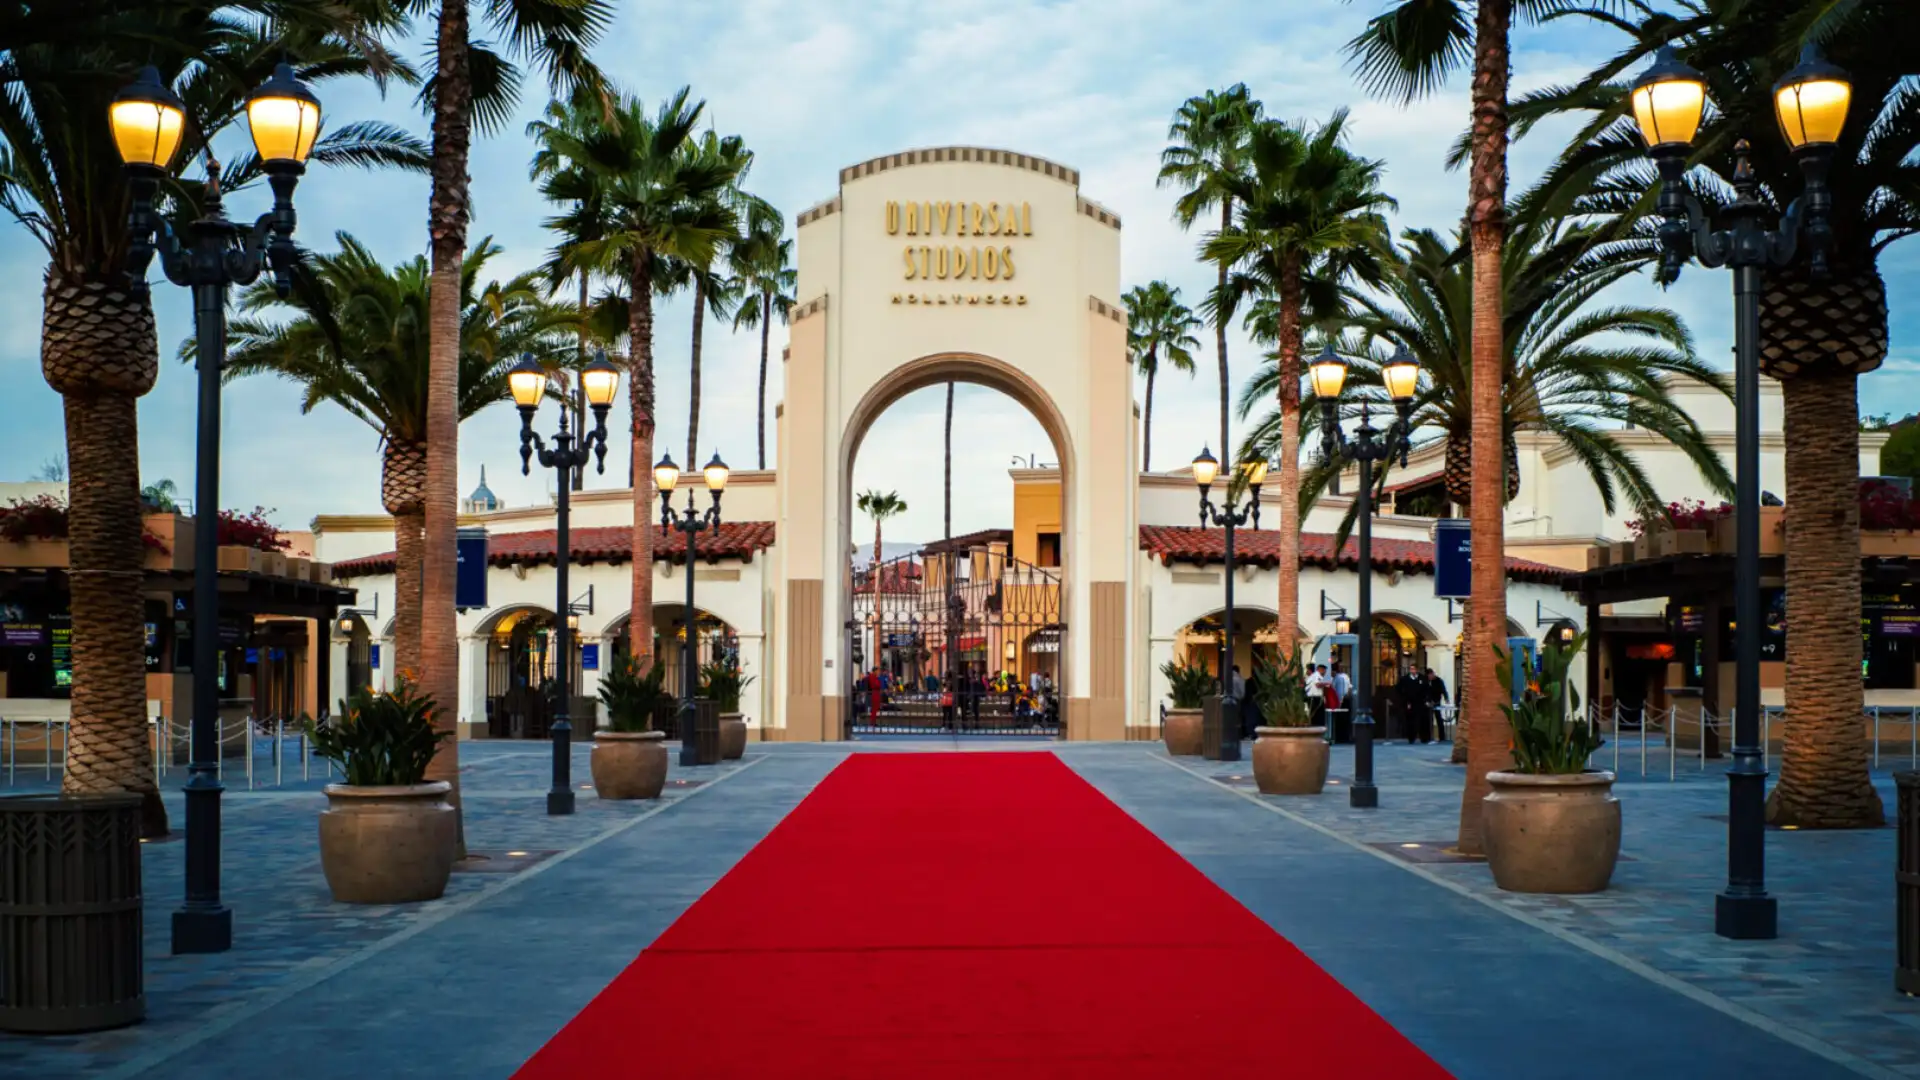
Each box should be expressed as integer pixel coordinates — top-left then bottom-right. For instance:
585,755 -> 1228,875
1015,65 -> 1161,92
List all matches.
1306,663 -> 1328,728
1425,667 -> 1451,742
1329,663 -> 1351,744
1399,666 -> 1429,744
1228,664 -> 1249,741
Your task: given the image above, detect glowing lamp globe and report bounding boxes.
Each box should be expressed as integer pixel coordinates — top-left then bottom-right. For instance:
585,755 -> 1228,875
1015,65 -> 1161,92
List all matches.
110,67 -> 188,170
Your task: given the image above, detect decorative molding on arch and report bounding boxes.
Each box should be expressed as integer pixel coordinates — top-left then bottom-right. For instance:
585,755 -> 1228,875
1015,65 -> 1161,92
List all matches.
838,146 -> 1080,187
1088,296 -> 1126,325
797,196 -> 840,227
1077,196 -> 1121,230
793,295 -> 828,322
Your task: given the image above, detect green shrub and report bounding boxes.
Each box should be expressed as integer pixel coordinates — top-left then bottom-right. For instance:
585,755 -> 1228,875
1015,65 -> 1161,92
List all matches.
1253,649 -> 1313,728
1160,658 -> 1216,710
306,678 -> 449,786
1495,632 -> 1603,774
698,654 -> 756,713
598,654 -> 670,733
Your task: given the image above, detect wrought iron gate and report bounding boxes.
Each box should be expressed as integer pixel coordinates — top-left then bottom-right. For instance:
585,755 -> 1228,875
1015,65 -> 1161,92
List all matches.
846,546 -> 1064,736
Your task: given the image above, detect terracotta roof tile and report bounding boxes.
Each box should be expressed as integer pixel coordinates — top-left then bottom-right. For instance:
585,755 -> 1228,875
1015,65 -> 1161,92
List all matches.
331,521 -> 775,579
1139,525 -> 1570,585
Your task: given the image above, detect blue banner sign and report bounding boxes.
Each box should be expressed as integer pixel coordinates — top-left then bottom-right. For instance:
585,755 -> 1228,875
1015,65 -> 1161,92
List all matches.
1433,519 -> 1470,599
456,528 -> 488,610
581,643 -> 600,671
370,644 -> 381,670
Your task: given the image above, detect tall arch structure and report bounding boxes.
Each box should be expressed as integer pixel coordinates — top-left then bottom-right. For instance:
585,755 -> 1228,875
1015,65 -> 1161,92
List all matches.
776,147 -> 1137,740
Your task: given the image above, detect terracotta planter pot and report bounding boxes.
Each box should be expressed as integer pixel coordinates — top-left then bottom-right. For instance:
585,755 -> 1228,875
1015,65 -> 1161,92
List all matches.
1163,708 -> 1203,756
1251,727 -> 1328,795
1608,540 -> 1634,566
719,713 -> 747,760
1482,770 -> 1621,894
591,730 -> 668,799
318,781 -> 457,904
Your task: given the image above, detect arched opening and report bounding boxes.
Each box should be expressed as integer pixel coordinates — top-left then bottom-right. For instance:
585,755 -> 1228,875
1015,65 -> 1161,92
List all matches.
1367,612 -> 1437,740
840,358 -> 1071,737
337,613 -> 373,696
602,606 -> 740,737
481,606 -> 583,739
1175,608 -> 1283,680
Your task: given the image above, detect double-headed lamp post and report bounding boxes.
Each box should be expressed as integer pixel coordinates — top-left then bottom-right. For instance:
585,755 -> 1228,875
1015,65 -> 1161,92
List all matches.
1311,344 -> 1420,810
112,62 -> 321,955
1191,448 -> 1268,763
1629,43 -> 1852,941
654,451 -> 730,766
509,353 -> 622,816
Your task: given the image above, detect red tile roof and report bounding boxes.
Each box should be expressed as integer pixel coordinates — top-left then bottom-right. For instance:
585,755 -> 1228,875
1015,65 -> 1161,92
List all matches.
1139,525 -> 1571,585
330,521 -> 776,579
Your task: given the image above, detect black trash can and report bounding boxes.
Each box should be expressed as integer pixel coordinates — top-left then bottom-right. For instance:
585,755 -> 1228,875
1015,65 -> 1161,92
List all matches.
1899,772 -> 1919,996
0,793 -> 145,1033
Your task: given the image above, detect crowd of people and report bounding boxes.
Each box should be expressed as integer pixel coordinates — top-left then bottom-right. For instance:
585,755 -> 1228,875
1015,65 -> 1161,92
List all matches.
1299,661 -> 1450,743
855,666 -> 1060,727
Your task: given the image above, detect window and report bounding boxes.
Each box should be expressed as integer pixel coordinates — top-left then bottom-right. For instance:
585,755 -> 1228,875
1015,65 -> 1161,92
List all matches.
1036,532 -> 1061,568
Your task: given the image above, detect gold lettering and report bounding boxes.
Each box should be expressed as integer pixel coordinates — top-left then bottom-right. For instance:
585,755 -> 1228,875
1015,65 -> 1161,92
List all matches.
986,201 -> 1001,236
967,295 -> 981,305
885,202 -> 899,235
983,247 -> 999,280
938,202 -> 953,234
1022,202 -> 1032,235
952,294 -> 963,305
919,246 -> 931,279
934,246 -> 949,279
1000,246 -> 1015,280
984,294 -> 996,305
971,203 -> 987,234
937,294 -> 948,305
907,202 -> 921,236
903,247 -> 918,280
907,294 -> 918,304
892,294 -> 902,304
1017,295 -> 1027,305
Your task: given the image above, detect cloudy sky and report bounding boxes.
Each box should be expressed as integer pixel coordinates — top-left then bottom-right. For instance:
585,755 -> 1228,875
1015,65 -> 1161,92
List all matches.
3,0 -> 1915,547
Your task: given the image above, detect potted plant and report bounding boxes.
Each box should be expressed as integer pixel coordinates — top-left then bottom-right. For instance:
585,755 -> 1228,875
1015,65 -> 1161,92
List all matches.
699,655 -> 756,760
593,655 -> 671,799
1249,649 -> 1327,795
306,679 -> 456,904
1482,633 -> 1619,894
1159,658 -> 1213,756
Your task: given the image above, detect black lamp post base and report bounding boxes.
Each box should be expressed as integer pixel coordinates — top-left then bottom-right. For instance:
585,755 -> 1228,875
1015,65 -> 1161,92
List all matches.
547,789 -> 576,816
1349,783 -> 1379,809
171,906 -> 232,954
1714,892 -> 1777,940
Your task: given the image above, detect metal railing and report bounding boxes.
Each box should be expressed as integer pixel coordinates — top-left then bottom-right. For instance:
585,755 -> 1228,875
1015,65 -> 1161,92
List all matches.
1590,701 -> 1920,780
2,712 -> 336,789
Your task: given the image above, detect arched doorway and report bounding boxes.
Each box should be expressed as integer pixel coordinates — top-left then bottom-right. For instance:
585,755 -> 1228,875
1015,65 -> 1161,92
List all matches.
1368,612 -> 1438,740
605,606 -> 739,736
847,546 -> 1062,736
482,607 -> 580,739
338,614 -> 373,697
778,147 -> 1135,741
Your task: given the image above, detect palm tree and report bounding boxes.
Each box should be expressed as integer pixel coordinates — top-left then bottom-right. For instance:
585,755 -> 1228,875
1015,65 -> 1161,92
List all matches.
1347,0 -> 1562,853
418,0 -> 608,842
1207,111 -> 1395,657
0,3 -> 419,837
857,490 -> 908,568
210,233 -> 575,674
1243,217 -> 1733,525
535,88 -> 740,664
1513,1 -> 1915,828
678,130 -> 764,469
1122,282 -> 1202,473
1159,85 -> 1263,458
732,214 -> 796,470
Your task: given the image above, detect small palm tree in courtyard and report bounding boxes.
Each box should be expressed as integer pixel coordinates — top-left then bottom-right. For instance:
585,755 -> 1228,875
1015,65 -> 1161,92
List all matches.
1122,281 -> 1202,474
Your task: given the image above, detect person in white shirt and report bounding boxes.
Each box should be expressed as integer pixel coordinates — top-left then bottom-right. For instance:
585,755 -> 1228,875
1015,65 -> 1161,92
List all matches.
1305,665 -> 1328,727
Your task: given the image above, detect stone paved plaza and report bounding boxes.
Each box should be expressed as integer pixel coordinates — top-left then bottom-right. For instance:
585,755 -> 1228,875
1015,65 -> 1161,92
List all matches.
1,739 -> 1914,1079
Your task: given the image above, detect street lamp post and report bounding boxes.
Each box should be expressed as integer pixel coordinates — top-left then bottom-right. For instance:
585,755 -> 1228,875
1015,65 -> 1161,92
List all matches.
655,451 -> 730,766
510,353 -> 621,816
113,62 -> 321,955
1629,43 -> 1853,941
1191,448 -> 1268,763
1312,344 -> 1420,809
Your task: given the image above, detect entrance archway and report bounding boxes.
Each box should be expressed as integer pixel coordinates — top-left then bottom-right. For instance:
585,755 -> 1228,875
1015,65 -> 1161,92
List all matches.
479,606 -> 582,739
778,147 -> 1135,741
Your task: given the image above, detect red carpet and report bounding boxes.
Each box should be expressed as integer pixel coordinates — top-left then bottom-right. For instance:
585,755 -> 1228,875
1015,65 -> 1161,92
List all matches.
514,752 -> 1452,1078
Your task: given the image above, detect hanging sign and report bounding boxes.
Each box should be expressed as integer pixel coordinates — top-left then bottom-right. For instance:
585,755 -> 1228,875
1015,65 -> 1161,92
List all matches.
581,643 -> 600,671
1432,519 -> 1470,599
456,527 -> 489,610
370,644 -> 381,670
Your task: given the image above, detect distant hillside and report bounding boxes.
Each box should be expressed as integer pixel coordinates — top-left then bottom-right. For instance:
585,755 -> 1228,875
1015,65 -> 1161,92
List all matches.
850,540 -> 922,568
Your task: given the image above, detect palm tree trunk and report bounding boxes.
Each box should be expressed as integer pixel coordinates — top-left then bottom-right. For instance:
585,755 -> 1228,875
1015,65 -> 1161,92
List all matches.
1142,352 -> 1157,473
757,293 -> 772,470
1452,596 -> 1473,764
945,384 -> 955,540
628,249 -> 659,670
572,273 -> 588,492
1766,370 -> 1884,827
1275,255 -> 1303,658
43,273 -> 165,837
391,510 -> 425,675
1455,0 -> 1513,857
423,0 -> 472,848
1215,200 -> 1232,458
687,274 -> 707,468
